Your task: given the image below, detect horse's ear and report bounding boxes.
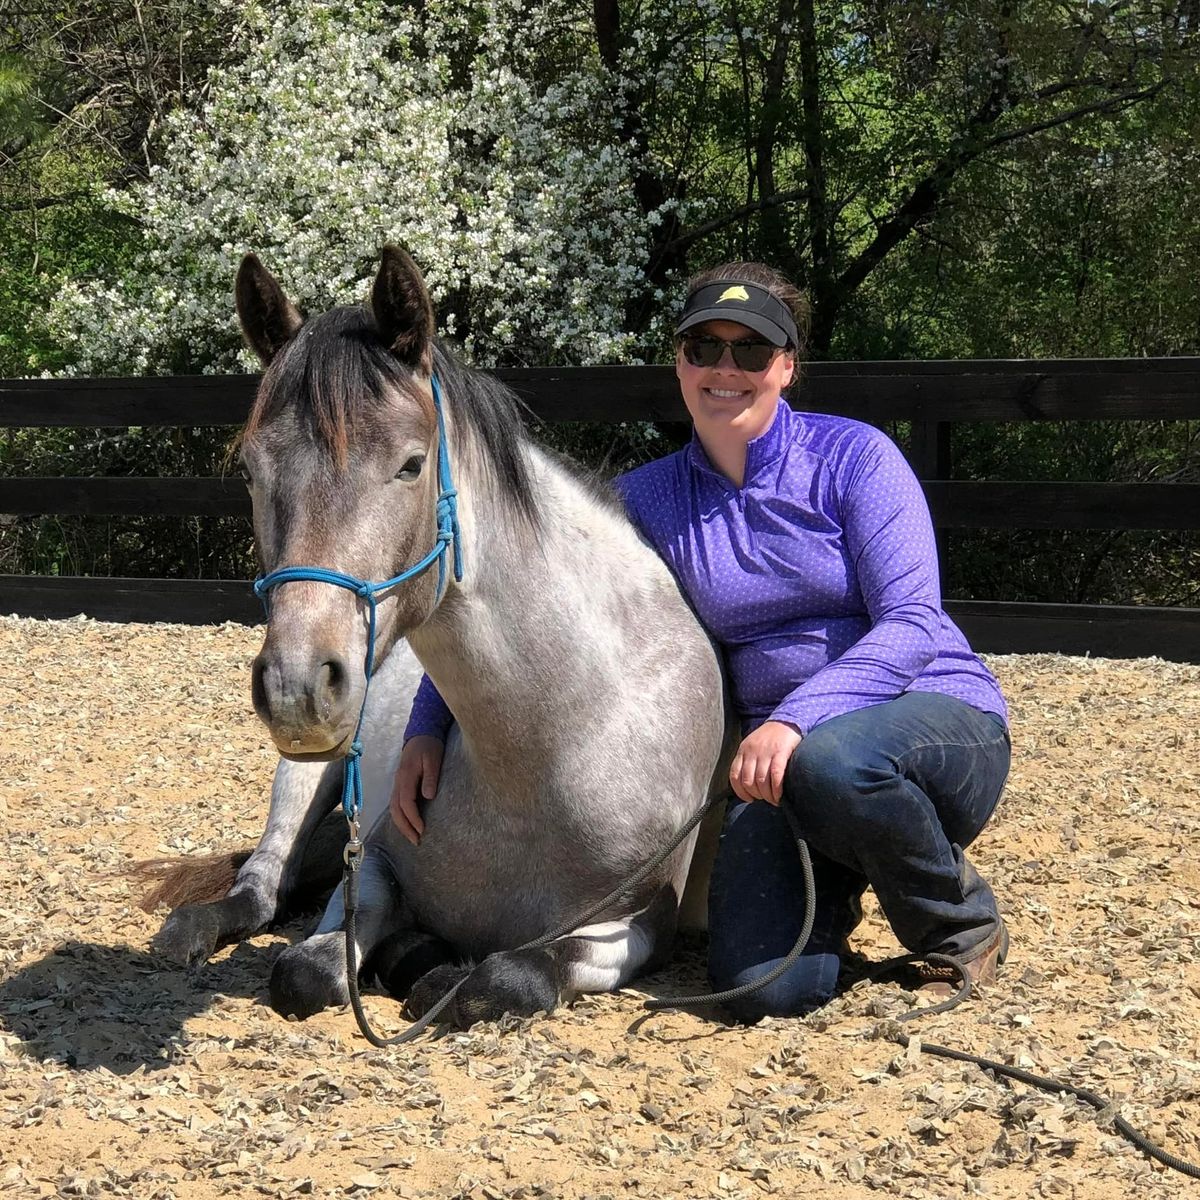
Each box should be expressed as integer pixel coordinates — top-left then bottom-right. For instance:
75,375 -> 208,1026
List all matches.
235,254 -> 303,365
371,245 -> 435,371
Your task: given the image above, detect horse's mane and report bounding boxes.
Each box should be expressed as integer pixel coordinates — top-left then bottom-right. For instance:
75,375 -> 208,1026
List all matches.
430,341 -> 541,529
241,306 -> 540,527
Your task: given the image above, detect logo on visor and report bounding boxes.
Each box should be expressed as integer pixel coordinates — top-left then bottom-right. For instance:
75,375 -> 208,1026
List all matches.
717,286 -> 750,303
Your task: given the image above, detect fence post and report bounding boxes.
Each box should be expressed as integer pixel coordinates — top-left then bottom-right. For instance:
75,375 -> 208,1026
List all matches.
907,420 -> 952,592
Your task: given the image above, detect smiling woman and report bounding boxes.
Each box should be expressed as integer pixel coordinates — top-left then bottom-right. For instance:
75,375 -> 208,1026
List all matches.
402,259 -> 1014,1024
670,266 -> 803,484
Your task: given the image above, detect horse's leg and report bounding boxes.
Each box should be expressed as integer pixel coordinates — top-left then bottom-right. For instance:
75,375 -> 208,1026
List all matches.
421,885 -> 678,1027
269,845 -> 410,1019
154,757 -> 339,964
154,646 -> 417,966
369,929 -> 459,1002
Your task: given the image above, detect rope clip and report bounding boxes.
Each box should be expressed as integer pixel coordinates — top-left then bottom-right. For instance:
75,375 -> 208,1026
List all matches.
344,819 -> 363,868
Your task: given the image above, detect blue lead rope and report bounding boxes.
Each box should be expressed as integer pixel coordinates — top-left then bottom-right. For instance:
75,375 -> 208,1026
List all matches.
252,374 -> 462,830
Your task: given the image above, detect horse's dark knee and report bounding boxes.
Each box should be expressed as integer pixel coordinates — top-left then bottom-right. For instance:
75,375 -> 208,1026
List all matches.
452,948 -> 562,1027
155,885 -> 280,966
269,934 -> 348,1020
369,930 -> 456,1000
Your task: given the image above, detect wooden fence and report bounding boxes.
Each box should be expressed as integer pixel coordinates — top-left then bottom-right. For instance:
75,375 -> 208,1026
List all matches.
2,359 -> 1199,660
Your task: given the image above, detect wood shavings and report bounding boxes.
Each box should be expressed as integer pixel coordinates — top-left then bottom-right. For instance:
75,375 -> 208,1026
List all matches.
0,618 -> 1198,1197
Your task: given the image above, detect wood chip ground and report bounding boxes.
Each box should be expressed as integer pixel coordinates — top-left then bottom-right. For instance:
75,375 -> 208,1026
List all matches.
1,616 -> 1198,1199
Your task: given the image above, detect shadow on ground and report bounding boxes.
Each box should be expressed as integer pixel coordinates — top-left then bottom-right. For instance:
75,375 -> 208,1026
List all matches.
0,930 -> 300,1075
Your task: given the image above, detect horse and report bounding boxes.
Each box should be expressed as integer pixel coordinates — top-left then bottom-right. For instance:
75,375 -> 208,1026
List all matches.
152,246 -> 728,1026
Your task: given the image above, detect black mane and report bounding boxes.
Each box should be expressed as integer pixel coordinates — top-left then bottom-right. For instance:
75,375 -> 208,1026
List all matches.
430,340 -> 540,529
247,305 -> 540,527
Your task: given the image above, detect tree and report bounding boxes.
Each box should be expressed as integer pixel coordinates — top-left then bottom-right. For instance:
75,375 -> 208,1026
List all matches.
5,1 -> 1198,599
39,0 -> 670,374
603,0 -> 1198,357
0,1 -> 234,375
31,1 -> 1200,370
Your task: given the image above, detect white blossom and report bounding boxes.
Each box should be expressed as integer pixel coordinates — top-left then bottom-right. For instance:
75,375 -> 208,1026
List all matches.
43,0 -> 680,375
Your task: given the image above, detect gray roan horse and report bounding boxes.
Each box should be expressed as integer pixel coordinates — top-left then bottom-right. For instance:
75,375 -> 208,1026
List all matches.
153,247 -> 727,1026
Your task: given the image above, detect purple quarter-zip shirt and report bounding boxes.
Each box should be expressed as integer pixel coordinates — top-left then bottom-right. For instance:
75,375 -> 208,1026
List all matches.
404,399 -> 1006,741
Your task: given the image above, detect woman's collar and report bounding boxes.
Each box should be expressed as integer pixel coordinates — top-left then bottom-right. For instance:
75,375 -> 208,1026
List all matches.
687,398 -> 794,487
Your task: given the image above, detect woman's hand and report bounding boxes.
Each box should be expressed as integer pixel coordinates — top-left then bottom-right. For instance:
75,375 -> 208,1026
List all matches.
390,735 -> 445,845
730,720 -> 802,805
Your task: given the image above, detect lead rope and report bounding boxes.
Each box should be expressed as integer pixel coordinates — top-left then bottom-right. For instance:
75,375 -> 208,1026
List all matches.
343,793 -> 1200,1179
252,372 -> 462,1043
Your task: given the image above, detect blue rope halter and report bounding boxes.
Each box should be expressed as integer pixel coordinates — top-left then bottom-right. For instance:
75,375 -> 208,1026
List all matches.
252,374 -> 462,837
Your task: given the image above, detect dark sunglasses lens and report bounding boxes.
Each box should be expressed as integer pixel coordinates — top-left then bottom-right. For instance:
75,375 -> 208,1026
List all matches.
731,341 -> 775,371
681,336 -> 722,367
680,336 -> 777,371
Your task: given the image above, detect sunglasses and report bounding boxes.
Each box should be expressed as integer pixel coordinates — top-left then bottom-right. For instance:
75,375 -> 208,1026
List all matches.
677,334 -> 782,372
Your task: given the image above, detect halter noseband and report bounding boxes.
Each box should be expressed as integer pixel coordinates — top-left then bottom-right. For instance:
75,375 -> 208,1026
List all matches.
252,373 -> 462,831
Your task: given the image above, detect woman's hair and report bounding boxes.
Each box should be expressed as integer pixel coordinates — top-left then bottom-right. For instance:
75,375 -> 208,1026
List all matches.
684,261 -> 811,394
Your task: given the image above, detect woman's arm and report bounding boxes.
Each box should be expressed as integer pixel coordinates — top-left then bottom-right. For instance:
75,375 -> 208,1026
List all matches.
770,430 -> 942,735
403,672 -> 455,742
392,674 -> 454,843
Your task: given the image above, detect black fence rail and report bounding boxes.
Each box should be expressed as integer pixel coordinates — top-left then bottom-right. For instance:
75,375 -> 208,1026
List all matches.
2,360 -> 1199,660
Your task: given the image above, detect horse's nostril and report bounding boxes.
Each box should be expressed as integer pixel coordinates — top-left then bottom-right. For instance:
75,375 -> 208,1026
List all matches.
318,658 -> 348,715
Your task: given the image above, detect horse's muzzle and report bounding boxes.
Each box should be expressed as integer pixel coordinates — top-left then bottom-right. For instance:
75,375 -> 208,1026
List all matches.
252,647 -> 362,758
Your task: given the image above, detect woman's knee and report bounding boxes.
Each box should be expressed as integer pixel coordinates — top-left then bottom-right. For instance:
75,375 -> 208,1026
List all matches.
708,954 -> 839,1023
786,727 -> 891,820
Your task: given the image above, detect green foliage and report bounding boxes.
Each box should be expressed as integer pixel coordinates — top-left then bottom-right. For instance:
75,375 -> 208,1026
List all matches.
0,53 -> 39,144
2,1 -> 1198,606
0,161 -> 140,377
0,2 -> 236,375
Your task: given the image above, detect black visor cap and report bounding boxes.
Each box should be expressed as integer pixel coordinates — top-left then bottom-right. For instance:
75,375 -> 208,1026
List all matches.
675,280 -> 799,348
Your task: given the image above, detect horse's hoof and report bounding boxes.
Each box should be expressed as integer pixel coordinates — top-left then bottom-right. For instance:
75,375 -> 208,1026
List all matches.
406,962 -> 471,1021
153,904 -> 222,965
452,949 -> 561,1027
269,938 -> 348,1020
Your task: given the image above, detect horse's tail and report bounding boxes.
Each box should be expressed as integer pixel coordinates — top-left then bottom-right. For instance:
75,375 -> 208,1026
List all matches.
131,851 -> 253,913
131,807 -> 348,914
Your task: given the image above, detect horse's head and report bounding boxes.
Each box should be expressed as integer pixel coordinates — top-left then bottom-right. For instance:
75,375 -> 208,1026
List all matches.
236,247 -> 449,759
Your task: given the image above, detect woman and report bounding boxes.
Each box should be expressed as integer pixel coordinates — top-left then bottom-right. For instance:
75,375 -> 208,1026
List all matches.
394,263 -> 1011,1022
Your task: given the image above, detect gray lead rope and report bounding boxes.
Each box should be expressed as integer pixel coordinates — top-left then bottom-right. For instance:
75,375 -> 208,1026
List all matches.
341,796 -> 1200,1180
341,790 -> 730,1047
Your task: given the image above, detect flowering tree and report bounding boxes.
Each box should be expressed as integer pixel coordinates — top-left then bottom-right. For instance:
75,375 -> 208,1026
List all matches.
42,0 -> 1193,372
43,0 -> 673,375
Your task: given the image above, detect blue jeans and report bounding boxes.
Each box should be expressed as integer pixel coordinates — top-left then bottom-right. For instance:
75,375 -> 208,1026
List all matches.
707,692 -> 1010,1022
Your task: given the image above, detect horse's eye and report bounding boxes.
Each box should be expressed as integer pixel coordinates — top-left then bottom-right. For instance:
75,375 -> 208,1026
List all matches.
395,455 -> 425,482
238,460 -> 253,486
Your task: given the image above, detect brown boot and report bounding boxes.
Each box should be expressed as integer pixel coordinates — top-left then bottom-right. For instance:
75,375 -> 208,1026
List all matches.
916,919 -> 1009,1000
